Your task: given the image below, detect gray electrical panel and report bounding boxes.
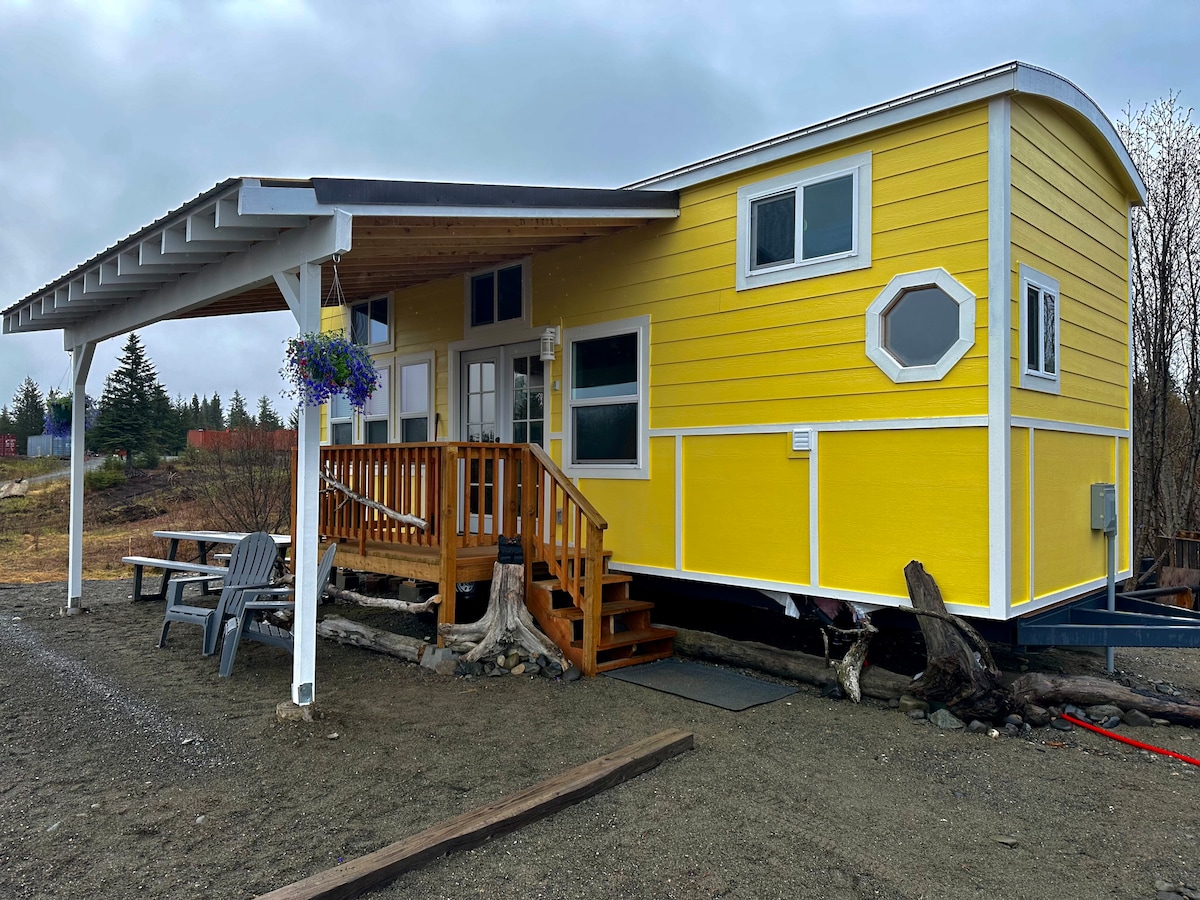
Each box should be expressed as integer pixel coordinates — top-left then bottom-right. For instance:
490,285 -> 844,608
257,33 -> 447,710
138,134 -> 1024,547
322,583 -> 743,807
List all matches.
1090,483 -> 1117,534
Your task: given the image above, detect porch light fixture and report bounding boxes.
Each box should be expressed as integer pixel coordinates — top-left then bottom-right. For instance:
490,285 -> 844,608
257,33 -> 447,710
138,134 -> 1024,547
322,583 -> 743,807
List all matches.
539,326 -> 561,362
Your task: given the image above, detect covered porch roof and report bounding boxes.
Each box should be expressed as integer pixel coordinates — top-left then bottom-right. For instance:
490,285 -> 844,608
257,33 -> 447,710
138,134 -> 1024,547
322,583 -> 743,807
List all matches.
2,175 -> 678,709
2,176 -> 680,343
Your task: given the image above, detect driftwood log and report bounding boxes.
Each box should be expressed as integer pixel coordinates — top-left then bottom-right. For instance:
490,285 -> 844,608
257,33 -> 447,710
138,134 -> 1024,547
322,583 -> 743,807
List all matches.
324,586 -> 442,614
319,472 -> 428,530
317,615 -> 432,663
903,560 -> 1016,721
1012,673 -> 1200,727
438,562 -> 565,666
673,627 -> 914,701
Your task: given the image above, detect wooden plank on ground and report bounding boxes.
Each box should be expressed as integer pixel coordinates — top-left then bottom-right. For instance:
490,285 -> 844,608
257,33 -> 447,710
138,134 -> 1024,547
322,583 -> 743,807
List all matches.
255,728 -> 695,900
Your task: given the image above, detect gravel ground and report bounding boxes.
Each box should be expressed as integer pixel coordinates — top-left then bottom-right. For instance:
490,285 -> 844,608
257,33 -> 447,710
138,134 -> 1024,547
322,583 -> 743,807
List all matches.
2,579 -> 1200,899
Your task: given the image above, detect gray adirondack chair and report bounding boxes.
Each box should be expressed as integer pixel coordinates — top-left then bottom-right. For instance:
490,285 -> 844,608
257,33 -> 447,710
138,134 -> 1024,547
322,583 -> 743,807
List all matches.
218,543 -> 338,678
158,531 -> 279,656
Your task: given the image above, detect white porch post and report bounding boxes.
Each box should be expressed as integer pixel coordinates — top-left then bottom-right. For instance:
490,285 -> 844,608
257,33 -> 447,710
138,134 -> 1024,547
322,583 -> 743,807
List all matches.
65,341 -> 95,613
291,261 -> 322,705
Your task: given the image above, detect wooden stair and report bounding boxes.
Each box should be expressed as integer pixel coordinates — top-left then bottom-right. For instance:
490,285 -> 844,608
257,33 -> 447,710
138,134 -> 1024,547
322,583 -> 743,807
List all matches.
527,554 -> 675,674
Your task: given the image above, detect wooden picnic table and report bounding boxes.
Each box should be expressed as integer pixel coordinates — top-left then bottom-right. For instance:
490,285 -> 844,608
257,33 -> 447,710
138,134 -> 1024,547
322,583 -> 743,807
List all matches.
125,530 -> 291,601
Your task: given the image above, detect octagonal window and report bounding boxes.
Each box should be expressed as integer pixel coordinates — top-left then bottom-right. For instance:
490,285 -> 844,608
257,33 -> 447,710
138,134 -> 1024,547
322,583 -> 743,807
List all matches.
866,269 -> 975,383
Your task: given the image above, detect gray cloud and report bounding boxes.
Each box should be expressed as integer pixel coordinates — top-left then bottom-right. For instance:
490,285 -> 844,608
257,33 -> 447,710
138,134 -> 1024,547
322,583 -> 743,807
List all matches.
2,0 -> 1197,408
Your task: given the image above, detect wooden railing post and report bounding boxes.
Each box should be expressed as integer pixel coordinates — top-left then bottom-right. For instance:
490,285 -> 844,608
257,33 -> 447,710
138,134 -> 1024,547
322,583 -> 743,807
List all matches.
520,447 -> 536,598
438,445 -> 459,644
583,522 -> 604,677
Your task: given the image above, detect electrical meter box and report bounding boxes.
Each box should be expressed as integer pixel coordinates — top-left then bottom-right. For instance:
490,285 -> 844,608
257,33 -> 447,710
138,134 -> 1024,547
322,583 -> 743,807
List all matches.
1090,483 -> 1117,534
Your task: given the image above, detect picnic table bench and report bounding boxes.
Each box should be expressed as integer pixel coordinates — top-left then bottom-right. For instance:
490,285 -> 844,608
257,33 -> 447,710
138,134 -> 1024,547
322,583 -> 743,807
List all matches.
124,530 -> 290,601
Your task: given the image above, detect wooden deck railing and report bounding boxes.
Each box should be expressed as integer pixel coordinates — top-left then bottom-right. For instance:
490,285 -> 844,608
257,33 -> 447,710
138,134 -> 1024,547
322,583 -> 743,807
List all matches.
299,441 -> 609,673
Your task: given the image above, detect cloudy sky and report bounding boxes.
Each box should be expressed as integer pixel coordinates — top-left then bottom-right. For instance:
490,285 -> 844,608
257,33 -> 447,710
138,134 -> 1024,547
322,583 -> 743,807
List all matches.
2,0 -> 1198,414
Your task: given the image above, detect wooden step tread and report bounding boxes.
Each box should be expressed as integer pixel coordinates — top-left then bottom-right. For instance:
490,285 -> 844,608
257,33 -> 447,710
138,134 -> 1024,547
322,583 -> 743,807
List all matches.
531,573 -> 631,594
544,598 -> 655,620
571,626 -> 677,651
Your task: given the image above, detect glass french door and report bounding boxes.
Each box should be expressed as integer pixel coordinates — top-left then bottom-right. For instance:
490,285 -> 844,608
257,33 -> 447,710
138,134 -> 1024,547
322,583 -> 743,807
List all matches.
458,343 -> 546,534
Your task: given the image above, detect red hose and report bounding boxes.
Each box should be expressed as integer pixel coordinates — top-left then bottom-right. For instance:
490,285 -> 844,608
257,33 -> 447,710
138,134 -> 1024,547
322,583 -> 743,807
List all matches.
1060,713 -> 1200,767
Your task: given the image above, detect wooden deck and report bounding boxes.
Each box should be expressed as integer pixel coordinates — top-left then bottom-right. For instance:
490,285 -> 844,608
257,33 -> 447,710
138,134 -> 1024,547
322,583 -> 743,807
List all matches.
300,442 -> 674,675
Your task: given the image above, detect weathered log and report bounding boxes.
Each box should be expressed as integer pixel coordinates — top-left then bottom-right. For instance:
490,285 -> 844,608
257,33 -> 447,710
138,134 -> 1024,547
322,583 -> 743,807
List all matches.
904,560 -> 1015,720
831,620 -> 877,703
316,615 -> 431,663
672,627 -> 914,701
319,472 -> 428,530
438,562 -> 565,666
1012,673 -> 1200,727
324,586 -> 442,614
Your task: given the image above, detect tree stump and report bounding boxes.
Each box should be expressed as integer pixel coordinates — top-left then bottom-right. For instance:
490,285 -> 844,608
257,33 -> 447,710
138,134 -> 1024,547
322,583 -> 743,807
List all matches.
438,562 -> 566,666
904,560 -> 1015,721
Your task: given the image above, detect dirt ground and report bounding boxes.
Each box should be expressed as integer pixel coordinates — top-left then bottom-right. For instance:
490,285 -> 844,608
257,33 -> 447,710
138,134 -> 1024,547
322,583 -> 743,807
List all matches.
2,579 -> 1200,900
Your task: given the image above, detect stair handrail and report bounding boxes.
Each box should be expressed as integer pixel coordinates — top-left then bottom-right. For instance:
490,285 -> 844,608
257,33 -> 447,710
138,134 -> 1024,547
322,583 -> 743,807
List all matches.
527,443 -> 608,530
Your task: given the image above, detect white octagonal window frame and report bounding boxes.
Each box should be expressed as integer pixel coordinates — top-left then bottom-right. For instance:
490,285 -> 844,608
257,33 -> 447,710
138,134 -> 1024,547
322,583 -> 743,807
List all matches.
866,268 -> 976,383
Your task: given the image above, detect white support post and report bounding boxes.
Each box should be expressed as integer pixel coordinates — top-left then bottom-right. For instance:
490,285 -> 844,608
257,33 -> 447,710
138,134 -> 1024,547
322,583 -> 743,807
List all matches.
291,261 -> 322,705
65,341 -> 96,614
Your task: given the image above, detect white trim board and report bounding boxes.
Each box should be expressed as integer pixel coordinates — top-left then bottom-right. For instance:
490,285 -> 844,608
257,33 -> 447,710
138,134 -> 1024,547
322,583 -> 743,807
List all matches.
609,562 -> 1000,621
648,415 -> 988,438
1010,418 -> 1130,437
1010,571 -> 1134,619
987,95 -> 1013,620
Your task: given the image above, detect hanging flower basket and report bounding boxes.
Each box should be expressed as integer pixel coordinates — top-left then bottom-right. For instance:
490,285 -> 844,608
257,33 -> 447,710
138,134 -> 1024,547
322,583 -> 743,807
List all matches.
282,331 -> 379,412
43,393 -> 95,440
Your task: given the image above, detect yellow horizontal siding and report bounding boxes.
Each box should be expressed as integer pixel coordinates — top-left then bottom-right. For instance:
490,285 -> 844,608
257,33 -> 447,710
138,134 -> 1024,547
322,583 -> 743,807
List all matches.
580,436 -> 676,569
819,428 -> 989,606
537,103 -> 992,427
1010,97 -> 1131,428
681,433 -> 809,584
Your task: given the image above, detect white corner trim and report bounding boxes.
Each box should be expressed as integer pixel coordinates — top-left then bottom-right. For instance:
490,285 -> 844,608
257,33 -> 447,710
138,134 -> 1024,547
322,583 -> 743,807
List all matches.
987,95 -> 1013,620
864,267 -> 976,382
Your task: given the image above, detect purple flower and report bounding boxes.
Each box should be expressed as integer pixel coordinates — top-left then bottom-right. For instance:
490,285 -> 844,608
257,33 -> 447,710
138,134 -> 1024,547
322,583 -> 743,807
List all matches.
281,332 -> 379,413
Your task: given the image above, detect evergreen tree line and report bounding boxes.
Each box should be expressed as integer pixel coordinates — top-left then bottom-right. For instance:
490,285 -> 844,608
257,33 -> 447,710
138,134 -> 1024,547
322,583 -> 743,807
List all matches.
0,332 -> 296,460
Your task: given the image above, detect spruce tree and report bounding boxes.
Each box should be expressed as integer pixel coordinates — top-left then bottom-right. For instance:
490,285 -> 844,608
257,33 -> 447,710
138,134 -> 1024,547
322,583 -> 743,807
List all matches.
255,395 -> 282,430
11,377 -> 45,455
208,393 -> 225,430
0,404 -> 13,435
90,333 -> 166,470
189,394 -> 203,430
227,390 -> 252,429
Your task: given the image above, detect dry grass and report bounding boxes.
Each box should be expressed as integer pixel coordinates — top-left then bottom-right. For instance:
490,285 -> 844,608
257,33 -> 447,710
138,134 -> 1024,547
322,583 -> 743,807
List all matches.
0,473 -> 218,584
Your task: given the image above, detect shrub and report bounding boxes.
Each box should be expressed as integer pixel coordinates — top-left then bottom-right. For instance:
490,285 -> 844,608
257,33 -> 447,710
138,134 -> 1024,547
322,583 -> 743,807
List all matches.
84,457 -> 126,492
189,429 -> 291,533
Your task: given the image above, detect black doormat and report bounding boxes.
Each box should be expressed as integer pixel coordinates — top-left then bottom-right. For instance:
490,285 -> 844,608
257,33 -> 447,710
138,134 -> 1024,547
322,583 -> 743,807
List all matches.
604,658 -> 797,711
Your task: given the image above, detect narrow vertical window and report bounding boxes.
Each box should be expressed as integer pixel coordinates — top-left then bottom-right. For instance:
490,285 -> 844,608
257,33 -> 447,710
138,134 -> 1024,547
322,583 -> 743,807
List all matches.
1018,264 -> 1061,394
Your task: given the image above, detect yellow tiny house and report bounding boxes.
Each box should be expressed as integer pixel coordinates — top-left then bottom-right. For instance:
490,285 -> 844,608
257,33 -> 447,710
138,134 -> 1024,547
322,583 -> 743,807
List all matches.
307,62 -> 1144,669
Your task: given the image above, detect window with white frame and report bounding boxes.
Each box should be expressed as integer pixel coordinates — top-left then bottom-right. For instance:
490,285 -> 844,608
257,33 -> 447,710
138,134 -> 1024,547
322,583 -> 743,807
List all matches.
329,392 -> 354,445
1019,264 -> 1060,394
736,152 -> 872,291
349,296 -> 391,351
865,269 -> 976,383
398,356 -> 433,442
362,364 -> 390,444
564,316 -> 650,479
466,260 -> 529,330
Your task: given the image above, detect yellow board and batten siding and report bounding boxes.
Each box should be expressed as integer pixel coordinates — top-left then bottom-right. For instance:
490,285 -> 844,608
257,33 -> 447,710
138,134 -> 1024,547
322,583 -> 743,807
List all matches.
1008,97 -> 1132,607
535,104 -> 993,604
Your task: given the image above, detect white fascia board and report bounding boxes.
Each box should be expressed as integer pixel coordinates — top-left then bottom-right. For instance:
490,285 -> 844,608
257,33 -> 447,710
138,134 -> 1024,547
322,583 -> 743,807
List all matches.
64,210 -> 352,347
238,185 -> 679,220
628,71 -> 1017,192
627,63 -> 1143,204
1013,66 -> 1146,202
